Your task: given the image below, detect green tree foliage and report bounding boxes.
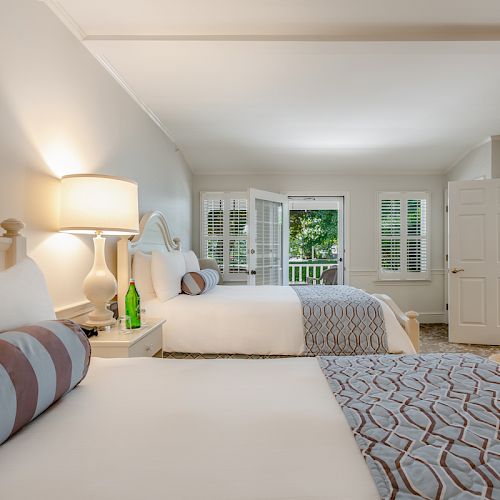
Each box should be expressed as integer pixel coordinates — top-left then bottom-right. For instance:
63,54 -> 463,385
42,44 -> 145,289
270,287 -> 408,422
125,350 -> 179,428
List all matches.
289,210 -> 338,260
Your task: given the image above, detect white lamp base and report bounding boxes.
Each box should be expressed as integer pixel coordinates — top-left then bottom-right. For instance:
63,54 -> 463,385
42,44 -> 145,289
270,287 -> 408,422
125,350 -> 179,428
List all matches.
83,234 -> 117,327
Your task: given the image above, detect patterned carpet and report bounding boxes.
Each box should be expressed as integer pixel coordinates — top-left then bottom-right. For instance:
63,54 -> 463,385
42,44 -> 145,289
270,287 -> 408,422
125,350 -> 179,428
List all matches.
420,323 -> 500,358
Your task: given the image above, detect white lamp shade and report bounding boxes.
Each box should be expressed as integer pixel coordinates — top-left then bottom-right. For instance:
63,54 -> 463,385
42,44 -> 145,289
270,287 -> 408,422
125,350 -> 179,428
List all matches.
60,174 -> 139,235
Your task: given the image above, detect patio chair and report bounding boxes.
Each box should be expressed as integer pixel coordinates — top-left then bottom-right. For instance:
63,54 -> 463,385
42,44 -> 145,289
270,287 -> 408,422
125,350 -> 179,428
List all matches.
306,267 -> 338,285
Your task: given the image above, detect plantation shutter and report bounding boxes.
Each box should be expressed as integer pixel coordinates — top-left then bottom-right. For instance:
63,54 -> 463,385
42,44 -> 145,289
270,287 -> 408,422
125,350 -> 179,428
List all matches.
201,192 -> 248,281
378,192 -> 430,280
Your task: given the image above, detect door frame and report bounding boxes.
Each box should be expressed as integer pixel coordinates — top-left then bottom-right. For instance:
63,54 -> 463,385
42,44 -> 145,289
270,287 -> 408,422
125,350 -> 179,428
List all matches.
286,190 -> 350,285
448,179 -> 500,345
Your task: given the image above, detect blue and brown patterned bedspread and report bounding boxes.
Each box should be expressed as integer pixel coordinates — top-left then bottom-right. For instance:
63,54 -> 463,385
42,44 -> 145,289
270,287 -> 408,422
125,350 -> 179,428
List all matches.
319,354 -> 500,500
293,285 -> 388,356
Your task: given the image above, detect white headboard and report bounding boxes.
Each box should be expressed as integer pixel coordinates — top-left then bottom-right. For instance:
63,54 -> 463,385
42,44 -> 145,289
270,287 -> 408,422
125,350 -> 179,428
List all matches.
0,219 -> 27,271
117,210 -> 181,315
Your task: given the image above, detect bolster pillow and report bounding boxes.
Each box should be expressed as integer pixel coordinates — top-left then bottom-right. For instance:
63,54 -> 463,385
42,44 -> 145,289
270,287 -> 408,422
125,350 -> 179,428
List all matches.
0,320 -> 91,445
181,269 -> 219,296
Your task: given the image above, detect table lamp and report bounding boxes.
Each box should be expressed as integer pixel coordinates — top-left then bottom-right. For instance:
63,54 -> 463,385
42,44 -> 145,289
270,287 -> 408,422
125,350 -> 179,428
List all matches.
60,174 -> 139,326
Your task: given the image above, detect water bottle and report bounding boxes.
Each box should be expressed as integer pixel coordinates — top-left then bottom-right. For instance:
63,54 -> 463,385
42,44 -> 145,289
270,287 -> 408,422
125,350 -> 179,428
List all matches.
125,279 -> 141,329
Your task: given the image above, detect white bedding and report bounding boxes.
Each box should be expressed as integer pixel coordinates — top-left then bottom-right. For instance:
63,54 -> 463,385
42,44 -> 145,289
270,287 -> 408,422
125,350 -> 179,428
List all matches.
0,356 -> 379,500
144,285 -> 415,355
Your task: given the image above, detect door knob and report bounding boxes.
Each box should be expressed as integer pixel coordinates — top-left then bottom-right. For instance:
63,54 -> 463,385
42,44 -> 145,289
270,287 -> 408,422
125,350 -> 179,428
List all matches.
450,268 -> 464,274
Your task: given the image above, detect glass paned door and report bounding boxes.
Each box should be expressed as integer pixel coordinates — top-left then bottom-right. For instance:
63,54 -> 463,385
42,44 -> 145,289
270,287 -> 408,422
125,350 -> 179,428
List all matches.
248,189 -> 288,285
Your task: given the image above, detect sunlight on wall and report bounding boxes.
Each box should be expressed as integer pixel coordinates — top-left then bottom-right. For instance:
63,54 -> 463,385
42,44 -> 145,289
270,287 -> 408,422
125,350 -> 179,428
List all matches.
41,140 -> 87,178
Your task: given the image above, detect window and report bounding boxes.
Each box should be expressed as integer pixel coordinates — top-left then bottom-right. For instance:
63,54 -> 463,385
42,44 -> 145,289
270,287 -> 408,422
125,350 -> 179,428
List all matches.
378,192 -> 430,280
201,192 -> 248,281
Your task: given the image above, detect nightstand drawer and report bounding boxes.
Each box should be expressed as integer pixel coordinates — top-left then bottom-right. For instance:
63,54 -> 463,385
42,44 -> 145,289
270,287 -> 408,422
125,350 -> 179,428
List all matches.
86,318 -> 165,358
128,325 -> 162,357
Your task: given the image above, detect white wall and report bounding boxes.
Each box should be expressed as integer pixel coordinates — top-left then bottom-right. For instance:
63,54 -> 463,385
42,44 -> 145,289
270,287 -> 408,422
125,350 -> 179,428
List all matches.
446,140 -> 492,182
193,173 -> 447,322
0,0 -> 192,311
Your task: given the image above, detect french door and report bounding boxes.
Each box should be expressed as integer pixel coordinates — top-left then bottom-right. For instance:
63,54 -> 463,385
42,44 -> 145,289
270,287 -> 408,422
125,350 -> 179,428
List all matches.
247,189 -> 289,285
448,179 -> 500,345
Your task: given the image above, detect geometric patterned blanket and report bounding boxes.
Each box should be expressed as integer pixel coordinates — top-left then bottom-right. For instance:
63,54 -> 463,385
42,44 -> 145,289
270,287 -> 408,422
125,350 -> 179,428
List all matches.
293,285 -> 389,356
318,354 -> 500,500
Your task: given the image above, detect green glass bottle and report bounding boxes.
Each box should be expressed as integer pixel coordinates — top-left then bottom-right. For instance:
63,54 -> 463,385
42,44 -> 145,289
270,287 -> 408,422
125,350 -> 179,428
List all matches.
125,279 -> 141,329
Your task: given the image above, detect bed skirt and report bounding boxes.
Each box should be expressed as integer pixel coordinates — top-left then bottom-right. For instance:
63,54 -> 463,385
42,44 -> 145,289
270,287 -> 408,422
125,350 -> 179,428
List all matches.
162,351 -> 296,359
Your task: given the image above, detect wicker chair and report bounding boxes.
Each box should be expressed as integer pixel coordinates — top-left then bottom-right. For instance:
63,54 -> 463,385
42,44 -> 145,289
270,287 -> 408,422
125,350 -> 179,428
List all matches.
306,267 -> 338,285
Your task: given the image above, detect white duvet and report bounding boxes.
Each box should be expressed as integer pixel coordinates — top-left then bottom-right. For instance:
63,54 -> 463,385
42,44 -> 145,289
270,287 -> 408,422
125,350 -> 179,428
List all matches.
144,285 -> 415,355
0,356 -> 380,500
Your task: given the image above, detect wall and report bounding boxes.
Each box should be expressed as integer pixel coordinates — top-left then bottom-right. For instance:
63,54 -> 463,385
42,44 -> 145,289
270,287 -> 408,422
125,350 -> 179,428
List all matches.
446,140 -> 492,182
0,0 -> 192,311
193,173 -> 447,322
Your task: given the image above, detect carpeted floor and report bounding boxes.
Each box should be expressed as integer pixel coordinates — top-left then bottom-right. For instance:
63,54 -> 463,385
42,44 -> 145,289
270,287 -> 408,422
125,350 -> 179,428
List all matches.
420,323 -> 499,357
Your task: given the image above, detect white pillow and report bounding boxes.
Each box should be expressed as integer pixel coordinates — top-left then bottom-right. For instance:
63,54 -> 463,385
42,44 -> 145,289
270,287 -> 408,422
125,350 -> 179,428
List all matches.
151,250 -> 186,302
0,258 -> 56,332
183,250 -> 200,273
132,251 -> 156,301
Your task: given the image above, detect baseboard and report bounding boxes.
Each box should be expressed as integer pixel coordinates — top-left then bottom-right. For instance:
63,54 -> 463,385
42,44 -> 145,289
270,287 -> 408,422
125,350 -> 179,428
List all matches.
418,312 -> 447,324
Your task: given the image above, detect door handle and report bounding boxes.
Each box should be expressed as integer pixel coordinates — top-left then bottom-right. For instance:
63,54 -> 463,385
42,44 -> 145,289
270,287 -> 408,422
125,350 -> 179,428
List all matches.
246,270 -> 257,275
450,268 -> 465,274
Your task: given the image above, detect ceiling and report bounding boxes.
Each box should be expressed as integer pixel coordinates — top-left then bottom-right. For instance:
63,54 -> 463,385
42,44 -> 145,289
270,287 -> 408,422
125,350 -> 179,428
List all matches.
44,1 -> 500,174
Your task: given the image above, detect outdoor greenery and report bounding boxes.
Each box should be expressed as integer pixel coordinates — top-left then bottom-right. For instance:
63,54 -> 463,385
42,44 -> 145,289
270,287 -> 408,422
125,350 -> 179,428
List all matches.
289,210 -> 338,260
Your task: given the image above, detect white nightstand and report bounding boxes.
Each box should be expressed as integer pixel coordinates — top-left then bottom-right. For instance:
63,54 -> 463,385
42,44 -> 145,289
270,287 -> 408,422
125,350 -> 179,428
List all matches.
87,318 -> 165,358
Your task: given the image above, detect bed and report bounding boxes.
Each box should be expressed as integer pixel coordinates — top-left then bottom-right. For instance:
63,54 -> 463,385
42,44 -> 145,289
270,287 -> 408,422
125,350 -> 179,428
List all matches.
117,211 -> 419,357
1,218 -> 498,500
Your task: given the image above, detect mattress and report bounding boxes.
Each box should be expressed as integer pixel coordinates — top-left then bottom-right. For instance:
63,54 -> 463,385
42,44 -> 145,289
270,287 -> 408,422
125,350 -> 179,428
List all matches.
144,285 -> 415,355
0,356 -> 379,500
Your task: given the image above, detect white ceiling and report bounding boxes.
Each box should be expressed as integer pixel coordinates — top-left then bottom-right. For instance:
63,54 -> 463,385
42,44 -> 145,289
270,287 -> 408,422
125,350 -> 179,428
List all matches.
45,1 -> 500,174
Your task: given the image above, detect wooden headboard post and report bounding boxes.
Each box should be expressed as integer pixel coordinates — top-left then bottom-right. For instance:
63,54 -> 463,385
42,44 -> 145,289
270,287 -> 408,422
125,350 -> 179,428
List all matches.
0,218 -> 27,270
117,211 -> 181,316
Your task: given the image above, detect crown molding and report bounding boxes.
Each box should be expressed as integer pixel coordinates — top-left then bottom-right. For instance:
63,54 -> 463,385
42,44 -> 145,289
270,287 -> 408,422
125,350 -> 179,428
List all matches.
40,0 -> 87,40
33,5 -> 500,42
91,54 -> 179,146
40,1 -> 191,171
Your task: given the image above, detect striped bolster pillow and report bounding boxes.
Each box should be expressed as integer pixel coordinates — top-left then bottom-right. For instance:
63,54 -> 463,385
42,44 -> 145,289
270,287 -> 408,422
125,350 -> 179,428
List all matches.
0,320 -> 91,445
181,269 -> 219,295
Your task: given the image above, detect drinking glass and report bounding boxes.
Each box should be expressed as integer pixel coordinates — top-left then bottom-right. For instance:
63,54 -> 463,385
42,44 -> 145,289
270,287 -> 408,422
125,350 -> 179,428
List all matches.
118,315 -> 131,334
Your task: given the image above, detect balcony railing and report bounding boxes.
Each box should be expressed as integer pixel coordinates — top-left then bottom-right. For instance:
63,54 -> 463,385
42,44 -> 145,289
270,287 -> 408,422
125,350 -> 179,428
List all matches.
288,260 -> 338,285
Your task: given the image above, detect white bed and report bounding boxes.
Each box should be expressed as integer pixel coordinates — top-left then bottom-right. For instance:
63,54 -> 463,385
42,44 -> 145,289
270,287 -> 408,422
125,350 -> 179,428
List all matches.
0,356 -> 379,500
0,217 -> 376,500
144,285 -> 415,355
118,211 -> 420,356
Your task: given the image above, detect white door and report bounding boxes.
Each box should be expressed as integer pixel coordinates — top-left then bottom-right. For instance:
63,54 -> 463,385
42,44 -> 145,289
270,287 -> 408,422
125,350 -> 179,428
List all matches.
449,179 -> 500,345
248,189 -> 289,285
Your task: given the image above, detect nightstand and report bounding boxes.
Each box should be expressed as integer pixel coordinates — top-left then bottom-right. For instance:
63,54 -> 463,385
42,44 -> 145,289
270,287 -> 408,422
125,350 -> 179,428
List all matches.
87,318 -> 165,358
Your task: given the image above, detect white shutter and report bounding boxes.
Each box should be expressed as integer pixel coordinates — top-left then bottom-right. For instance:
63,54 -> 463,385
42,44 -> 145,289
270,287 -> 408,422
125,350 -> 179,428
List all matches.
202,193 -> 225,272
379,197 -> 402,276
255,198 -> 283,285
201,192 -> 248,281
228,198 -> 248,277
406,196 -> 428,276
378,192 -> 430,280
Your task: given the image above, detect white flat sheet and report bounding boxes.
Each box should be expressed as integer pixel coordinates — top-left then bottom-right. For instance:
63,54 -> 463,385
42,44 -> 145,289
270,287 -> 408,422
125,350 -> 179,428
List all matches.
144,285 -> 415,355
0,357 -> 379,500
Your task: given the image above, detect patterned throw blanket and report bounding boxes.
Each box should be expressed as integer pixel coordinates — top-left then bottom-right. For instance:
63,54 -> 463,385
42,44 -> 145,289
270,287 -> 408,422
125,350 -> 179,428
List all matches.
318,354 -> 500,500
292,285 -> 388,356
